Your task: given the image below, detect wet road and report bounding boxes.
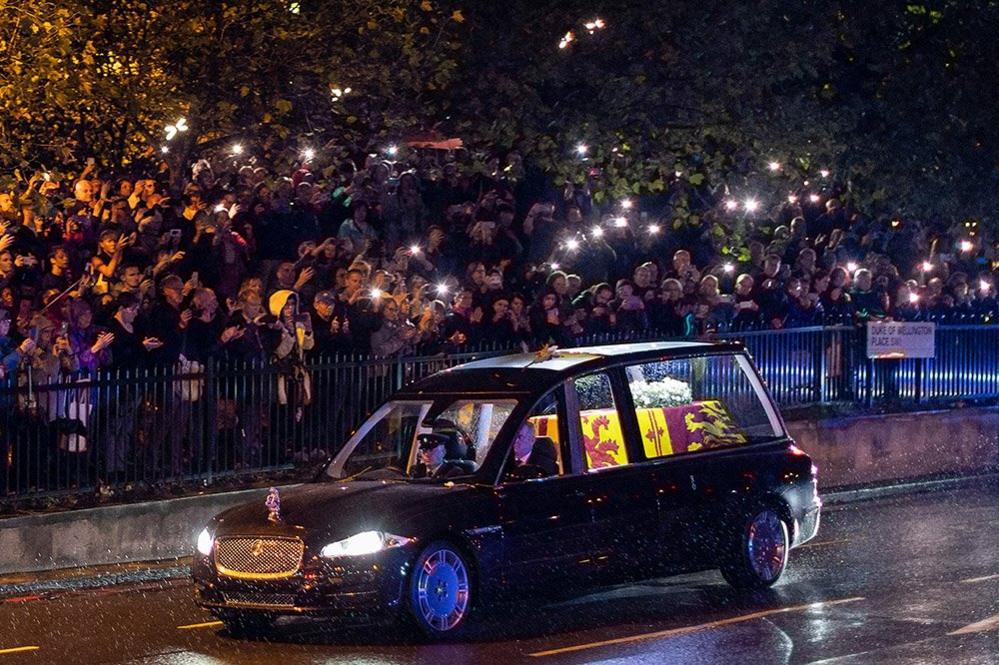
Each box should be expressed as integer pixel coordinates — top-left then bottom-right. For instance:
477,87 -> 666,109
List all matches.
1,480 -> 997,664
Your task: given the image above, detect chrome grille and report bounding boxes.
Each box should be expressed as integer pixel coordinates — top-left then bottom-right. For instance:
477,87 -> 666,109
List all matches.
215,537 -> 304,578
223,591 -> 296,608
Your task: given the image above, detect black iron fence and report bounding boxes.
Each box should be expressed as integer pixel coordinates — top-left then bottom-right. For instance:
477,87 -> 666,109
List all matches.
2,325 -> 997,503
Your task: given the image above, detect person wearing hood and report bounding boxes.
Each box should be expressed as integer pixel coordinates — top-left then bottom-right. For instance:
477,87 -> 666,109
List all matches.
21,313 -> 78,386
268,289 -> 314,429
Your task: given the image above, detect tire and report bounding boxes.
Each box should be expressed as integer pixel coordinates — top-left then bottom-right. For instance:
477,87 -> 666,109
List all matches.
406,540 -> 474,640
216,611 -> 274,637
720,506 -> 789,590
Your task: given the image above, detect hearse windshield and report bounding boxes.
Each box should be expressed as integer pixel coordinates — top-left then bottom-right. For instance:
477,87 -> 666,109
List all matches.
326,398 -> 519,481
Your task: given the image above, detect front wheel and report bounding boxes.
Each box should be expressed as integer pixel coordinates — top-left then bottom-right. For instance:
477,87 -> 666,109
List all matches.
720,507 -> 789,590
407,541 -> 473,640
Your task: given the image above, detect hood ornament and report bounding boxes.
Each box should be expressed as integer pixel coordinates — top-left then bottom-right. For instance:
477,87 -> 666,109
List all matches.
265,487 -> 282,523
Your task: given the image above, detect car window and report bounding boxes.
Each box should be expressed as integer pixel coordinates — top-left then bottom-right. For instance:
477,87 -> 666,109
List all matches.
623,353 -> 782,459
572,372 -> 630,471
328,398 -> 518,479
503,391 -> 565,482
434,400 -> 518,468
336,401 -> 427,477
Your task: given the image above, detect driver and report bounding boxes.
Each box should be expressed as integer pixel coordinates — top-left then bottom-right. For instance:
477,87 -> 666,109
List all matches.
412,430 -> 471,479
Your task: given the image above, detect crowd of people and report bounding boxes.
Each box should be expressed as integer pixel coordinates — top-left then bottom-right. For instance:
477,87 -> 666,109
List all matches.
1,144 -> 997,494
1,146 -> 997,383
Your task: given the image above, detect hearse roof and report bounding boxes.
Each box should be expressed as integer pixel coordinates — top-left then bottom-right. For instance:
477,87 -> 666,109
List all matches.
397,340 -> 745,397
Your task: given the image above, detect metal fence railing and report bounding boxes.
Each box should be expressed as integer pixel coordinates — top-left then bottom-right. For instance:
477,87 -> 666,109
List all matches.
2,325 -> 997,502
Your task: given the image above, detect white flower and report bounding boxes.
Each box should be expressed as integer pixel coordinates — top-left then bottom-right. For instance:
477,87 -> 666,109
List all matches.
630,377 -> 692,408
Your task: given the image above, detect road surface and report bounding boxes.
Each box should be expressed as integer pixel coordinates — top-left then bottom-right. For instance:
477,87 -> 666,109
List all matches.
1,479 -> 997,664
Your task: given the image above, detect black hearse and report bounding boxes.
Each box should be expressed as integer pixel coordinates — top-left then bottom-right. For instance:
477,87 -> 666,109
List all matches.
192,341 -> 821,638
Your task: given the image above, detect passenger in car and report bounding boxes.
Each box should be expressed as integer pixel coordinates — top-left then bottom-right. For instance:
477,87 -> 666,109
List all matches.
526,437 -> 558,477
511,423 -> 535,465
507,423 -> 559,479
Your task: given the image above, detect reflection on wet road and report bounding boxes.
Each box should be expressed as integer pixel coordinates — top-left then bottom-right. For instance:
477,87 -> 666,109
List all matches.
1,480 -> 997,664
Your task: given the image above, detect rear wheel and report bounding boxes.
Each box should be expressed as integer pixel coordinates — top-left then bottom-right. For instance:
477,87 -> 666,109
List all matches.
406,540 -> 473,640
720,506 -> 789,590
216,611 -> 274,637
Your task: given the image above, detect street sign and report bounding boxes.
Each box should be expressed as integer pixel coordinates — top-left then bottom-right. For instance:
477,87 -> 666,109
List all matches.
866,321 -> 936,359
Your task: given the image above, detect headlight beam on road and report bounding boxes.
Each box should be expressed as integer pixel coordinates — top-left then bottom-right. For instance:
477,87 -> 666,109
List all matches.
177,620 -> 224,630
529,597 -> 866,657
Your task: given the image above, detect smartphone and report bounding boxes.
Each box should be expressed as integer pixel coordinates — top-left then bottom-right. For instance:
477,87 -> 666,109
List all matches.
86,157 -> 96,166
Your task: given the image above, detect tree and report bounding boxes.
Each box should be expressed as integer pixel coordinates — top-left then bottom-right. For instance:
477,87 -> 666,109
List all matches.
0,0 -> 464,172
2,0 -> 998,226
443,1 -> 999,223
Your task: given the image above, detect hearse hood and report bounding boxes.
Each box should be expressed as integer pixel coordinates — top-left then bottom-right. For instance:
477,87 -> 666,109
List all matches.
212,480 -> 480,543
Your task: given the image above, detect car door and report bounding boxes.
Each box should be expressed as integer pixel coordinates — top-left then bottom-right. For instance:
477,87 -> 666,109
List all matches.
620,355 -> 720,569
564,369 -> 659,579
496,385 -> 598,590
622,352 -> 789,567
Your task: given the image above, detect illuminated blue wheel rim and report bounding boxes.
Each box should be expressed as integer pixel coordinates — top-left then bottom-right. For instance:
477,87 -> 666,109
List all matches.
416,547 -> 470,632
747,510 -> 787,583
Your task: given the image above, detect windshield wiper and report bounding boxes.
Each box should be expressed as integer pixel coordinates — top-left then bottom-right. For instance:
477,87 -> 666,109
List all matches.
344,465 -> 410,481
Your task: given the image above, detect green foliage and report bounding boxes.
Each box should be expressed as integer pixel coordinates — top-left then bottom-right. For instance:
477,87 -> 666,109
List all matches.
443,1 -> 999,223
0,0 -> 463,169
1,0 -> 997,223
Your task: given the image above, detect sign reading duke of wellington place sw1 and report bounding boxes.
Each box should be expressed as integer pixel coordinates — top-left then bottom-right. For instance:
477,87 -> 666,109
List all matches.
866,321 -> 936,359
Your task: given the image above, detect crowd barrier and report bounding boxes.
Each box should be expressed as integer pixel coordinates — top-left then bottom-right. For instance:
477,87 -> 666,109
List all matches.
2,325 -> 997,503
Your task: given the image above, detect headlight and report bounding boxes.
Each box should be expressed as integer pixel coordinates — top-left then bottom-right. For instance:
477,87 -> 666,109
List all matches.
320,531 -> 412,558
196,527 -> 214,556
